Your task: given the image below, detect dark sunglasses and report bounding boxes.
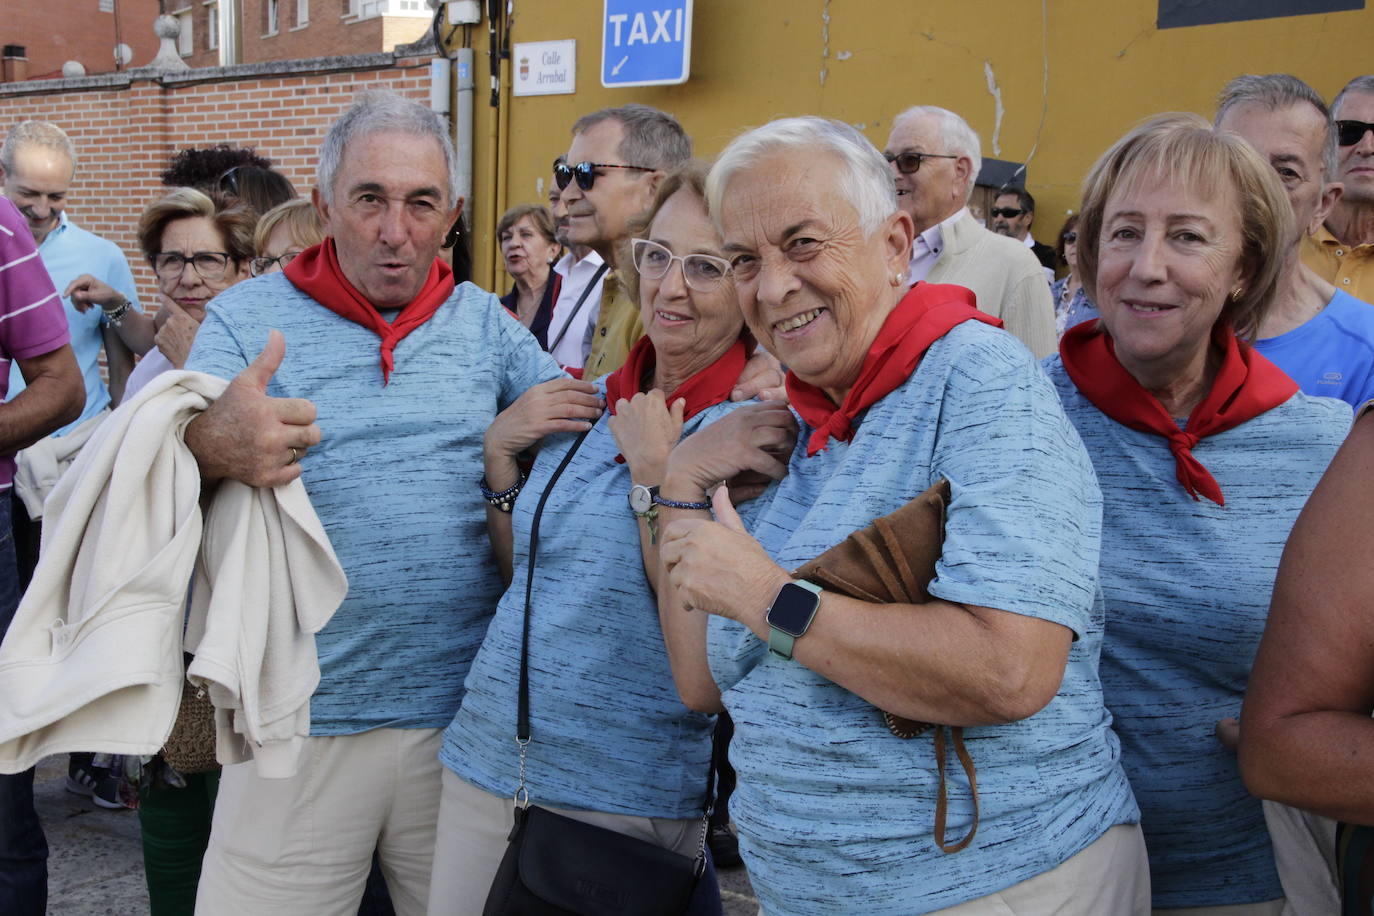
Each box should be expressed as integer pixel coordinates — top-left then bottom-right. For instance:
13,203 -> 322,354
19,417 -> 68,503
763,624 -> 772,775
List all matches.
990,207 -> 1025,219
883,150 -> 958,175
218,165 -> 245,195
1336,120 -> 1374,146
554,161 -> 654,191
1062,231 -> 1078,244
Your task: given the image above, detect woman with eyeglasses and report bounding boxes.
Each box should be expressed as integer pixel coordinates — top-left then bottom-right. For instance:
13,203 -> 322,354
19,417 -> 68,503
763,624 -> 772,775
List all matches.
124,188 -> 255,400
250,199 -> 324,279
495,203 -> 563,346
121,186 -> 255,916
655,118 -> 1142,915
1049,213 -> 1100,337
424,162 -> 753,915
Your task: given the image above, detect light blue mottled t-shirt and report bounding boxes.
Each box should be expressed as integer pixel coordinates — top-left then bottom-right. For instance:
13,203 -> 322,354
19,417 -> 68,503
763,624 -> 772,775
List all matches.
1044,354 -> 1350,908
445,389 -> 751,818
709,322 -> 1138,916
187,272 -> 563,734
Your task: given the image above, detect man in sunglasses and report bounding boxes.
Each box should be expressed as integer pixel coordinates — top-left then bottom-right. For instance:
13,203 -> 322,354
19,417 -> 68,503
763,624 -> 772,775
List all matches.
545,154 -> 605,370
989,187 -> 1056,277
1301,75 -> 1374,303
557,104 -> 691,381
883,106 -> 1056,358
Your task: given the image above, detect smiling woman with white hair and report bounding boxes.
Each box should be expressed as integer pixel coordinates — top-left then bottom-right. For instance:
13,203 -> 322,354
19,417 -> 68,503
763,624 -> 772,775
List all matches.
655,116 -> 1143,915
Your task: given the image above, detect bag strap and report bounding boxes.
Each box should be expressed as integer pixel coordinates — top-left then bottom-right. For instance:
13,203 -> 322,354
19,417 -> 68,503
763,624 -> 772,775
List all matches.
512,420 -> 711,874
517,426 -> 593,746
547,262 -> 609,356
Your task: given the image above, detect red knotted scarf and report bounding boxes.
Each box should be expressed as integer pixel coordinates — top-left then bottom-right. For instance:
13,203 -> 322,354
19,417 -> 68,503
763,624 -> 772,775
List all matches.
1059,321 -> 1298,506
603,334 -> 749,463
786,283 -> 1002,456
284,239 -> 455,385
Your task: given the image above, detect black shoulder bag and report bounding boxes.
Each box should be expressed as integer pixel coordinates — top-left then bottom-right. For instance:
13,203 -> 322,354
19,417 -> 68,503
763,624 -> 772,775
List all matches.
482,426 -> 710,916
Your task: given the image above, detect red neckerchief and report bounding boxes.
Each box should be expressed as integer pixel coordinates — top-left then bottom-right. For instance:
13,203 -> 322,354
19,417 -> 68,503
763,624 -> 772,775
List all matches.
284,239 -> 455,385
603,335 -> 750,463
1059,321 -> 1298,506
786,283 -> 1002,456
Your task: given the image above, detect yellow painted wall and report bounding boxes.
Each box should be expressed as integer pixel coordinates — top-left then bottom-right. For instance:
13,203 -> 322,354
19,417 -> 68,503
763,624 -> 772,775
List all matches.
462,0 -> 1374,290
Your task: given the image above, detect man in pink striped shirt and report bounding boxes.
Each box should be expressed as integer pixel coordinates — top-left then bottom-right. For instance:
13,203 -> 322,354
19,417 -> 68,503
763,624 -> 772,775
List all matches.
0,193 -> 84,916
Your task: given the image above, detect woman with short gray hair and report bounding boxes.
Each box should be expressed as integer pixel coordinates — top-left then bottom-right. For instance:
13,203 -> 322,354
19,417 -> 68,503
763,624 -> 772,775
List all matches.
657,116 -> 1144,914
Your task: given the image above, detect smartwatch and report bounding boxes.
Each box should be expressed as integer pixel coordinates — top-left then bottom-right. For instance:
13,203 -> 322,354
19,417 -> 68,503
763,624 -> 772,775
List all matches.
766,580 -> 823,660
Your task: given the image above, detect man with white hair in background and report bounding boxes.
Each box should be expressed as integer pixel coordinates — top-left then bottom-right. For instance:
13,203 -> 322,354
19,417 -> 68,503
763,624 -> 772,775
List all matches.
883,105 -> 1057,358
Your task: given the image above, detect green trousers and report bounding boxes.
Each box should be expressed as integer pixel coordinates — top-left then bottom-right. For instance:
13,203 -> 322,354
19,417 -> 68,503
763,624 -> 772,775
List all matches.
138,770 -> 220,916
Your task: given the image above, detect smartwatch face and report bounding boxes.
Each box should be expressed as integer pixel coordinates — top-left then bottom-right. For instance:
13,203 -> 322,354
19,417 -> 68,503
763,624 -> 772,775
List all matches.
768,583 -> 820,637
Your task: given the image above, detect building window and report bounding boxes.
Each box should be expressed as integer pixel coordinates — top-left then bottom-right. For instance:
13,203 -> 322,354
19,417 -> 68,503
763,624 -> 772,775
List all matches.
351,0 -> 429,18
295,0 -> 308,27
265,0 -> 278,34
177,10 -> 194,54
98,0 -> 113,11
207,1 -> 219,49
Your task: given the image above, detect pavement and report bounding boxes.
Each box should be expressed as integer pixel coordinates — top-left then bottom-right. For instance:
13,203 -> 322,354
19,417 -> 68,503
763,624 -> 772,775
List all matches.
35,756 -> 757,914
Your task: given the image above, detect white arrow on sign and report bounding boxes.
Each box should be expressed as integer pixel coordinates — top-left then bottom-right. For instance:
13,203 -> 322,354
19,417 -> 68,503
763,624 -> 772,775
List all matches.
611,54 -> 629,75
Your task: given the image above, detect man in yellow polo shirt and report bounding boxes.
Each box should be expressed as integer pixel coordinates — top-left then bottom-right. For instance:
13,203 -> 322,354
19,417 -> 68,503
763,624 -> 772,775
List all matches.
1303,75 -> 1374,302
557,104 -> 691,381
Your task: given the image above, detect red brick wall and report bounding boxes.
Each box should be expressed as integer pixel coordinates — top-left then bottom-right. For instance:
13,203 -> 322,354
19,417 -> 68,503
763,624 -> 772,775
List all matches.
0,57 -> 429,303
1,0 -> 162,79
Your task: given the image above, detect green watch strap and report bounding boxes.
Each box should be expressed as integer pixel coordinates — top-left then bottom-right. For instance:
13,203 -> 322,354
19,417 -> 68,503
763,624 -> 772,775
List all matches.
767,579 -> 822,660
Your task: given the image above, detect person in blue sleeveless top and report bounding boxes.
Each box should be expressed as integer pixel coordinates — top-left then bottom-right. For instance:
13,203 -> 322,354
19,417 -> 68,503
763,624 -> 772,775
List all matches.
1043,113 -> 1351,914
429,163 -> 773,915
655,117 -> 1143,916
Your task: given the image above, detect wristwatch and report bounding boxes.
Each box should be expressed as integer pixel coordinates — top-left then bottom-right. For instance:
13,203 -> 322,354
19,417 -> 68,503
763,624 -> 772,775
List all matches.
627,484 -> 660,542
766,580 -> 823,660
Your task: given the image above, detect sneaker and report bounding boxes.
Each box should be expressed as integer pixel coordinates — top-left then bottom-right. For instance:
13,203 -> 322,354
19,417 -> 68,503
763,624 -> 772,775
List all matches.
708,821 -> 742,869
66,758 -> 134,810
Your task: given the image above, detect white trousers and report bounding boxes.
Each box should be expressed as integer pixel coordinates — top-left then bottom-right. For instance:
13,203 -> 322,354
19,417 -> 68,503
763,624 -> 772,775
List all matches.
195,727 -> 443,916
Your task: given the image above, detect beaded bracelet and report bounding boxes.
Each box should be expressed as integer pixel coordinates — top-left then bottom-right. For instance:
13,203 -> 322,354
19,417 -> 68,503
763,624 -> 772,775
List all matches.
652,492 -> 712,511
480,472 -> 527,513
100,300 -> 132,327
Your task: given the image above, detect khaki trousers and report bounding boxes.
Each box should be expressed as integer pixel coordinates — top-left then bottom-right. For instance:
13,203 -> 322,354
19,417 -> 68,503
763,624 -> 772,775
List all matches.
427,768 -> 702,916
195,727 -> 443,916
926,823 -> 1151,915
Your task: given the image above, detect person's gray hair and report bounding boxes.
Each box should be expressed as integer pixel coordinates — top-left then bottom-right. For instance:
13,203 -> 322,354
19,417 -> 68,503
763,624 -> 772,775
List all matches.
706,117 -> 896,236
570,104 -> 692,171
0,121 -> 77,176
316,90 -> 460,205
1333,75 -> 1374,118
1215,74 -> 1337,181
891,106 -> 982,203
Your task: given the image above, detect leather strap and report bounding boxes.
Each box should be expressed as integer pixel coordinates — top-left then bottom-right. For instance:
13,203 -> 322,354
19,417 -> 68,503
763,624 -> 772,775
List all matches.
932,726 -> 979,853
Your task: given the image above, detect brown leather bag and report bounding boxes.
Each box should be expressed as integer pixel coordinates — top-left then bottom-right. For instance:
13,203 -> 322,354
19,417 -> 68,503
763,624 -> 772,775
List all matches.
793,477 -> 979,853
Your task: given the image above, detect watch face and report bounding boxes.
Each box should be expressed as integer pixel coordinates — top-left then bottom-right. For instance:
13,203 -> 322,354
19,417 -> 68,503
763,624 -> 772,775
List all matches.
628,484 -> 654,514
767,583 -> 820,637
